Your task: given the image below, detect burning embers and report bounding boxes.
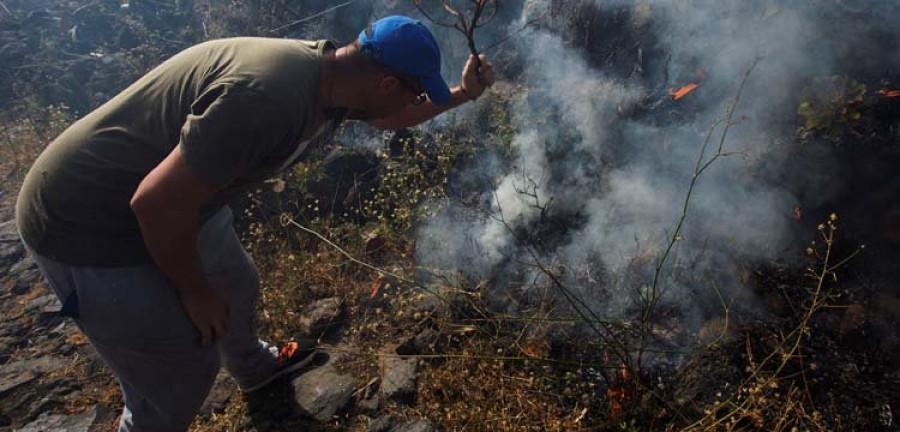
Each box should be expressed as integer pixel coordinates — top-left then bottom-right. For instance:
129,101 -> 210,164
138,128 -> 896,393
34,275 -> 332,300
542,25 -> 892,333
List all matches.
606,365 -> 630,419
669,83 -> 700,101
669,68 -> 707,101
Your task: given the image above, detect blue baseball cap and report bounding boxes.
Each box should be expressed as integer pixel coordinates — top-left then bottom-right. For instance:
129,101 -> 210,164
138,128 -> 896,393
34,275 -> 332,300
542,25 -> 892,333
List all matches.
359,15 -> 451,105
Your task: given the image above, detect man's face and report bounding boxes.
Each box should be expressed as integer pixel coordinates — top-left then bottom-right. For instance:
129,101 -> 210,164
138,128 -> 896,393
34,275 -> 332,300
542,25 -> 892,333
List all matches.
353,73 -> 426,120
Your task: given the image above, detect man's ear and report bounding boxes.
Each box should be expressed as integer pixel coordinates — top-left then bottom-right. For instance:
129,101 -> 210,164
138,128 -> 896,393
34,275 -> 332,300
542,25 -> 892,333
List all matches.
379,75 -> 400,93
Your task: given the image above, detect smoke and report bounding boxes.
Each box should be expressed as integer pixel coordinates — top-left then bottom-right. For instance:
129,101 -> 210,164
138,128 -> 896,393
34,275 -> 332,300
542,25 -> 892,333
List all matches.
410,0 -> 900,332
309,0 -> 900,347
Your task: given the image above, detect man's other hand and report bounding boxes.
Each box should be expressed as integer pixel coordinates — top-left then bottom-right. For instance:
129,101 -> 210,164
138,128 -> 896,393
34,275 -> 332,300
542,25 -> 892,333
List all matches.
180,285 -> 230,346
461,54 -> 495,99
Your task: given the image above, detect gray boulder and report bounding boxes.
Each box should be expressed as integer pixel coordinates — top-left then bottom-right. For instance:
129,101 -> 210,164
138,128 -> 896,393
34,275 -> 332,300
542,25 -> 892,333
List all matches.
291,366 -> 355,422
298,297 -> 345,339
17,405 -> 100,432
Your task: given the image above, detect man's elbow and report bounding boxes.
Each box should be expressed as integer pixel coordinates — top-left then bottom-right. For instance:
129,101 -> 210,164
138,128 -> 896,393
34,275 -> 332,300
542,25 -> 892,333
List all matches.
130,187 -> 179,226
130,189 -> 157,223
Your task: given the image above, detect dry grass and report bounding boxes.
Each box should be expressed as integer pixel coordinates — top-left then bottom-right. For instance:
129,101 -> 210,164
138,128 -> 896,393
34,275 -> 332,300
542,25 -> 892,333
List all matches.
0,103 -> 71,195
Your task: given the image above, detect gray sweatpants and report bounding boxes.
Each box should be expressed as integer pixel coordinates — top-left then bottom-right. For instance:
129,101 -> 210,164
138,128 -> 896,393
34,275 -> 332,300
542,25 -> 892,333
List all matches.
28,208 -> 278,431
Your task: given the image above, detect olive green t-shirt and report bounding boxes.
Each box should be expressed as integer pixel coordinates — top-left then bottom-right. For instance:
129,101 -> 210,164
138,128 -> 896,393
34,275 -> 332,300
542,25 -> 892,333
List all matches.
16,37 -> 340,266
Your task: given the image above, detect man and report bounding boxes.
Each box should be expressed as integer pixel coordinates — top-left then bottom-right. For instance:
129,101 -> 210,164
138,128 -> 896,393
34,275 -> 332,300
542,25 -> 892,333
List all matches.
16,15 -> 494,431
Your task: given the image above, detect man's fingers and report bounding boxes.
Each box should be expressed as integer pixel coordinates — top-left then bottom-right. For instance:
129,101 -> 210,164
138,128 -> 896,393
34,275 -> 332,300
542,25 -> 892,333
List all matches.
467,55 -> 478,73
478,66 -> 495,86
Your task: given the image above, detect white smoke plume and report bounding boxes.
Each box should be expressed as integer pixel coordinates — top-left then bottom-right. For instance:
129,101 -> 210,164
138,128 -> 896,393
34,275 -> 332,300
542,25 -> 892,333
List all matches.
289,0 -> 900,346
409,0 -> 900,331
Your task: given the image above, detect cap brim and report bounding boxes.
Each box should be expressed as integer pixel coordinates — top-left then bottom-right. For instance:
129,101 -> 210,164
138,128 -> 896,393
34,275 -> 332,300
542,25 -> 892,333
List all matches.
421,74 -> 452,106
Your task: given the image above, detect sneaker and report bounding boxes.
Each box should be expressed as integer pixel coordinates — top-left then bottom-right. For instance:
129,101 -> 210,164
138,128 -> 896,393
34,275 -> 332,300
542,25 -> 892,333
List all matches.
241,338 -> 318,393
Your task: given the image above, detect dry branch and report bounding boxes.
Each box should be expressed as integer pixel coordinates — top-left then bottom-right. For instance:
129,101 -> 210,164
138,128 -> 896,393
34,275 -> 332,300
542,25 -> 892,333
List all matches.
413,0 -> 498,69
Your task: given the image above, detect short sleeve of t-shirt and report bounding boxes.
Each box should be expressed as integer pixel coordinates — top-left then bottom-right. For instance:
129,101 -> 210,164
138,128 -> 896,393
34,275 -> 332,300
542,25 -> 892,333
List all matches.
178,83 -> 293,188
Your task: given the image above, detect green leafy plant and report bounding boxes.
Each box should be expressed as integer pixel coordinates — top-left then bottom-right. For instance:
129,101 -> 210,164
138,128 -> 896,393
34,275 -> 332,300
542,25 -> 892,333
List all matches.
797,75 -> 866,138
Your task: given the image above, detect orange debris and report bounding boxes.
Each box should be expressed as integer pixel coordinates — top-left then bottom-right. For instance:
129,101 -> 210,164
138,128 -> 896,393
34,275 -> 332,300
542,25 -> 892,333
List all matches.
669,83 -> 700,101
877,89 -> 900,98
370,276 -> 383,299
277,341 -> 298,365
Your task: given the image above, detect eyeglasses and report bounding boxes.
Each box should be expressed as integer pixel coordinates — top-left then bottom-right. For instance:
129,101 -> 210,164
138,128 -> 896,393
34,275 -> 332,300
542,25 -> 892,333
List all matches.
395,75 -> 428,106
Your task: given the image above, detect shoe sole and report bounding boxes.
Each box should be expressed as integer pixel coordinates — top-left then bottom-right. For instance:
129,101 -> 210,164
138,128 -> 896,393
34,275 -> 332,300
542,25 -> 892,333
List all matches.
240,350 -> 318,393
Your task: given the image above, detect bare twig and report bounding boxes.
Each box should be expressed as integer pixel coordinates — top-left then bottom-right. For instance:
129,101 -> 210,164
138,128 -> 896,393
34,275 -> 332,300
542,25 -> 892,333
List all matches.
487,187 -> 635,384
269,0 -> 359,34
72,1 -> 99,15
413,0 -> 498,70
685,216 -> 862,430
278,212 -> 450,304
641,58 -> 760,353
482,5 -> 552,53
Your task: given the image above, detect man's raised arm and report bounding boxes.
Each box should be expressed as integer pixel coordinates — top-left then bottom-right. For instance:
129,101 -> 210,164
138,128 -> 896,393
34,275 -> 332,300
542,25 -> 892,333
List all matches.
370,54 -> 496,130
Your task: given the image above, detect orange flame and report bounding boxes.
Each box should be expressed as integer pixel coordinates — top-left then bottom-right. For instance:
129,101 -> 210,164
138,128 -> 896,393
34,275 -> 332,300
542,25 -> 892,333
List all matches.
607,365 -> 631,419
669,83 -> 700,101
607,387 -> 625,419
370,276 -> 383,300
877,89 -> 900,98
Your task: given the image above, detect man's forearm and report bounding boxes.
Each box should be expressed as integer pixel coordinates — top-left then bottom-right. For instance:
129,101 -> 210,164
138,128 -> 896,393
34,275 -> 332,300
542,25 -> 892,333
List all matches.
133,206 -> 211,300
371,85 -> 477,130
129,145 -> 228,344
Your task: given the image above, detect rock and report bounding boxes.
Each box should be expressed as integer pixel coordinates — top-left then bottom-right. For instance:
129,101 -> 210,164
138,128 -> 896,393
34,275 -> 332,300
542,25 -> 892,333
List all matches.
356,377 -> 380,414
397,419 -> 440,432
414,328 -> 439,351
380,349 -> 419,404
0,220 -> 18,242
0,356 -> 67,397
0,322 -> 21,337
367,414 -> 399,432
0,222 -> 21,268
49,322 -> 68,335
0,336 -> 21,363
298,297 -> 345,339
291,366 -> 355,422
17,376 -> 80,419
12,269 -> 41,295
305,148 -> 380,216
397,328 -> 440,355
199,368 -> 236,417
8,254 -> 36,279
410,292 -> 443,315
17,405 -> 100,432
357,394 -> 380,414
25,294 -> 61,314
